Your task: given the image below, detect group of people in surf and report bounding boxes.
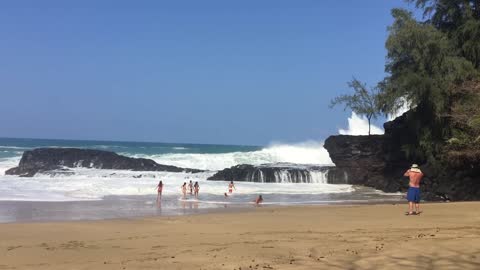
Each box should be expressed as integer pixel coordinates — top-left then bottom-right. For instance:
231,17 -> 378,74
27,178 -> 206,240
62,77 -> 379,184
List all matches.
154,163 -> 423,212
180,180 -> 200,199
155,180 -> 263,205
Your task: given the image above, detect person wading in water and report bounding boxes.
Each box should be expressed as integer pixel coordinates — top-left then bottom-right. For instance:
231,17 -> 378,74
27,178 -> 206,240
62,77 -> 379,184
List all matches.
228,180 -> 236,194
155,180 -> 163,202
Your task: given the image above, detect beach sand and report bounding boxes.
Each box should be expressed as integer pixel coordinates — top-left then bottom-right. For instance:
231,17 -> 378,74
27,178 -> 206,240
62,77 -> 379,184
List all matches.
1,202 -> 479,270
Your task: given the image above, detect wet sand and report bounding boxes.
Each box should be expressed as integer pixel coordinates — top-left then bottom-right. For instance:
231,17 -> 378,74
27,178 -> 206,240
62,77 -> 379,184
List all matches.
1,202 -> 480,269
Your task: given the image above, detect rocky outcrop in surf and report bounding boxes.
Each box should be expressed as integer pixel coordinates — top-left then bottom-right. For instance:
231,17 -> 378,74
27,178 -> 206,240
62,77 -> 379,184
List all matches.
5,148 -> 204,177
324,111 -> 480,201
207,163 -> 348,184
324,135 -> 408,192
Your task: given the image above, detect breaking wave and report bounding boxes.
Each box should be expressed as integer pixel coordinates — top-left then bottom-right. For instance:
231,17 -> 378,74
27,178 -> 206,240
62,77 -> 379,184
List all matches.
127,141 -> 333,171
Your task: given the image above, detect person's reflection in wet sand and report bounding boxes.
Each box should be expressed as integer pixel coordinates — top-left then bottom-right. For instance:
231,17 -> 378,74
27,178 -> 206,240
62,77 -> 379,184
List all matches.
181,200 -> 187,214
223,192 -> 230,208
193,201 -> 199,211
156,200 -> 162,215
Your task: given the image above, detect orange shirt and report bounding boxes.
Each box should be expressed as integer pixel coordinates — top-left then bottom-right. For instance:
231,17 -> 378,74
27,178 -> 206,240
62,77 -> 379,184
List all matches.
404,170 -> 424,188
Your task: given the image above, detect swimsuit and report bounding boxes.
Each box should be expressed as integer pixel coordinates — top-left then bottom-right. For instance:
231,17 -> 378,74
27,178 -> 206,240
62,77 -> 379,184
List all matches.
407,187 -> 421,203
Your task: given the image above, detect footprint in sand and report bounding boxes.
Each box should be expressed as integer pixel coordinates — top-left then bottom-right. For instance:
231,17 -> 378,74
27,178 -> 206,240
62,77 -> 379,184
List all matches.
6,245 -> 22,251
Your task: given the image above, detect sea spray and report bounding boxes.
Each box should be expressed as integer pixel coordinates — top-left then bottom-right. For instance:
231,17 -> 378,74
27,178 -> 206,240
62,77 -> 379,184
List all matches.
131,141 -> 333,171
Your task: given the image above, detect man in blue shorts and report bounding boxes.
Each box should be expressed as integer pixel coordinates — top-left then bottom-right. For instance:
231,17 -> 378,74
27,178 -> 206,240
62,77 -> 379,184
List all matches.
404,164 -> 424,215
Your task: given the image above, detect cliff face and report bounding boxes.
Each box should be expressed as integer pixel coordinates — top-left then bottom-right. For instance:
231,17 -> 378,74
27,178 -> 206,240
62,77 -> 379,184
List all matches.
325,135 -> 394,189
5,148 -> 204,177
324,112 -> 480,201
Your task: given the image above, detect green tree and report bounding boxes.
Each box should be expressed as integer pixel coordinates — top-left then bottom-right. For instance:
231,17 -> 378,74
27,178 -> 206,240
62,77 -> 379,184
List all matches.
378,8 -> 476,118
330,78 -> 380,135
406,0 -> 480,68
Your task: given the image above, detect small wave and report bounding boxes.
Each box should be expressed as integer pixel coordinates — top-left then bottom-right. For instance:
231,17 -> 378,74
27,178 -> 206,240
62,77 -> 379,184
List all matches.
0,146 -> 31,150
91,145 -> 128,149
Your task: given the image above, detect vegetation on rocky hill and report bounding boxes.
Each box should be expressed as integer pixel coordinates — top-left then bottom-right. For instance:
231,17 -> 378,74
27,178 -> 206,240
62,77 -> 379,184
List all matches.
333,0 -> 480,168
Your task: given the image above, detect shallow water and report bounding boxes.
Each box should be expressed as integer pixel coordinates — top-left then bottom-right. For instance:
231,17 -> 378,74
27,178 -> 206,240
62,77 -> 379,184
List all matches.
0,186 -> 404,223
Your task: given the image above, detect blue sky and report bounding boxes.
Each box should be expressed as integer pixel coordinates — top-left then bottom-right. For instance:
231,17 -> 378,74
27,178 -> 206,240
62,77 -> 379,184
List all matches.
0,0 -> 413,145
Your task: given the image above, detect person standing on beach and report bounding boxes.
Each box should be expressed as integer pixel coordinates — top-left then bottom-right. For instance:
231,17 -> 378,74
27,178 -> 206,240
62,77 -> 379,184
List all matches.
228,181 -> 236,194
194,182 -> 200,198
156,181 -> 163,202
181,182 -> 187,199
404,164 -> 424,215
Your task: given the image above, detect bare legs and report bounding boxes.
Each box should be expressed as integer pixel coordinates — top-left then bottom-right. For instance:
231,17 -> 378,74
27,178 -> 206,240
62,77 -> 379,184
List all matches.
408,202 -> 420,215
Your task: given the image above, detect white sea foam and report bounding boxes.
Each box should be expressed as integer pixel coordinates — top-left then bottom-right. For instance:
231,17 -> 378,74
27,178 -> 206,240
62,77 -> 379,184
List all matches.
338,98 -> 412,136
388,97 -> 411,121
0,168 -> 353,201
338,112 -> 384,135
0,157 -> 21,175
0,139 -> 343,201
127,141 -> 333,171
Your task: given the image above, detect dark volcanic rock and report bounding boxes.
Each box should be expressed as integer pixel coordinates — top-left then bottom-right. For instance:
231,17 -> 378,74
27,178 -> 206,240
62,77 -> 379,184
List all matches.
207,163 -> 348,184
324,135 -> 409,193
324,111 -> 480,201
5,148 -> 204,177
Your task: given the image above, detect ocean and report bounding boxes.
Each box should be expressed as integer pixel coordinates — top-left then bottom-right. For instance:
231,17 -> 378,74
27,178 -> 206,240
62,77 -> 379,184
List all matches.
0,137 -> 402,222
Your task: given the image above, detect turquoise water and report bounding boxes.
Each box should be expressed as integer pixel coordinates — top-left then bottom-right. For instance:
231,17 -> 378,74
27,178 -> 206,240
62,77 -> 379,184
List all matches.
0,137 -> 260,159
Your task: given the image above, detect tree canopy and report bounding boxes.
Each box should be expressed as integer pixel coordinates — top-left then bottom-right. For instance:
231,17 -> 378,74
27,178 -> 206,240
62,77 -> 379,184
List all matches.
330,0 -> 480,163
378,8 -> 477,117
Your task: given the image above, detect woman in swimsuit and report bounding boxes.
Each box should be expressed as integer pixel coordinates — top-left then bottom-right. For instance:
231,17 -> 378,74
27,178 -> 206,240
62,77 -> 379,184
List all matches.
194,181 -> 200,198
228,181 -> 236,194
181,182 -> 187,199
156,181 -> 163,202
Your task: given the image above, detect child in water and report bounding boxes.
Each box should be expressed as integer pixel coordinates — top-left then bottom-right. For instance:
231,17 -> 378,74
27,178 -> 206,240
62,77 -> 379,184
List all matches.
194,182 -> 200,198
255,195 -> 263,205
155,180 -> 163,202
228,181 -> 236,194
188,180 -> 193,195
181,182 -> 187,199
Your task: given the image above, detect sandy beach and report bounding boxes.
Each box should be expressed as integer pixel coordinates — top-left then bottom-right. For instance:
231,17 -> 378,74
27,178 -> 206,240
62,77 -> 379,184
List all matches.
0,202 -> 479,270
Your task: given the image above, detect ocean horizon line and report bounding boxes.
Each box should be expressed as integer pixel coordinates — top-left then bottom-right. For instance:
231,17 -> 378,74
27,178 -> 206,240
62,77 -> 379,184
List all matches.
0,136 -> 262,149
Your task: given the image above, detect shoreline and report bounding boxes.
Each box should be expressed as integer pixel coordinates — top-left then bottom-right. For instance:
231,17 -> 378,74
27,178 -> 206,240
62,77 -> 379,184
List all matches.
0,194 -> 404,224
1,202 -> 479,269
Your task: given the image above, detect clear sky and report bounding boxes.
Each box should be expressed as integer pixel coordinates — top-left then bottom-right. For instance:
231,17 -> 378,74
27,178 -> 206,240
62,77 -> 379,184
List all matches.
0,0 -> 413,145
